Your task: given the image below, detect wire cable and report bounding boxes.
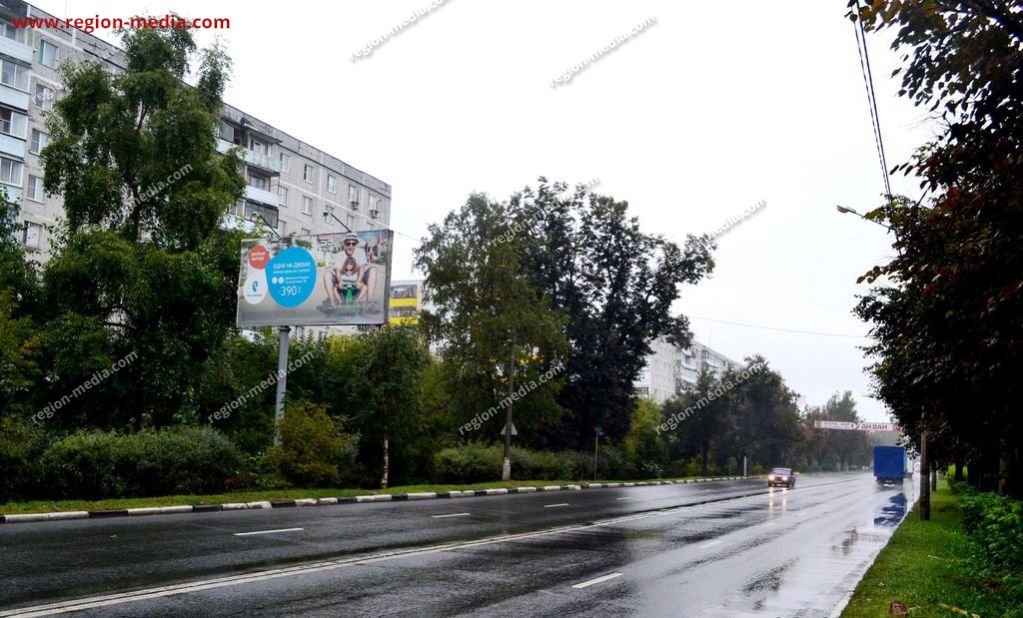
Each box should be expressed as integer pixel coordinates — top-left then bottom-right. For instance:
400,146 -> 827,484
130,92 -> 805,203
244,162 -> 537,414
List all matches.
852,3 -> 892,200
688,315 -> 870,339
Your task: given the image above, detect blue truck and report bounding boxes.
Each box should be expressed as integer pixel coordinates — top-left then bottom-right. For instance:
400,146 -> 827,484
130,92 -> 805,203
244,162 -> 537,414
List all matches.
874,446 -> 907,485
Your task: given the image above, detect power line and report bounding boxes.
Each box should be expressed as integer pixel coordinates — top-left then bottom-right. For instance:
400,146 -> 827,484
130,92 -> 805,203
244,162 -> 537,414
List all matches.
852,3 -> 892,200
688,315 -> 870,339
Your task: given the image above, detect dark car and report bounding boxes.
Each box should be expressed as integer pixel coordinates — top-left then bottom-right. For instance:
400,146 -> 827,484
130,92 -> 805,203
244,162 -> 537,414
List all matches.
768,467 -> 796,488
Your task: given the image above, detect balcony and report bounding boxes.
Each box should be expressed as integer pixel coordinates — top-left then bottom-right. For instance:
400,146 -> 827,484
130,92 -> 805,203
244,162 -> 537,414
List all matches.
1,184 -> 22,203
0,37 -> 34,64
216,138 -> 281,175
243,148 -> 281,174
0,82 -> 29,111
0,132 -> 25,158
245,184 -> 280,206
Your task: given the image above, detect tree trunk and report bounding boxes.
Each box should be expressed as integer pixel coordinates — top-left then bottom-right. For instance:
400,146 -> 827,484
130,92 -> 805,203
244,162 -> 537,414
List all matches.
380,426 -> 389,489
700,445 -> 709,476
954,460 -> 964,482
967,458 -> 980,487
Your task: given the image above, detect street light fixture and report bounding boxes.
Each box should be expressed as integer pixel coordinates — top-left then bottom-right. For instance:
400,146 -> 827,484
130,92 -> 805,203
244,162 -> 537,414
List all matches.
836,204 -> 891,230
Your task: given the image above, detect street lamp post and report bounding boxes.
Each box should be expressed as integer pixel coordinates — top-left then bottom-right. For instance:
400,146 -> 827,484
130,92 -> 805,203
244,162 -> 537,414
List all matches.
837,203 -> 930,521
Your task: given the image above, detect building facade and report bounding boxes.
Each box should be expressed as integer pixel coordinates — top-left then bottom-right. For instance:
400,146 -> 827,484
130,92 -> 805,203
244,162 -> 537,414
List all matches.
635,337 -> 744,404
387,279 -> 424,326
1,0 -> 390,262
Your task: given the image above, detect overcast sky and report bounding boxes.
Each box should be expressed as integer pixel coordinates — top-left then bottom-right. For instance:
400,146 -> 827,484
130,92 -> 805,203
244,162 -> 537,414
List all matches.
35,0 -> 937,422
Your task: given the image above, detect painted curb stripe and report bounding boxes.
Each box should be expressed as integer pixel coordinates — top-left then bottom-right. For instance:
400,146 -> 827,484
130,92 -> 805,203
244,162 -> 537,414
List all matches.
0,476 -> 759,525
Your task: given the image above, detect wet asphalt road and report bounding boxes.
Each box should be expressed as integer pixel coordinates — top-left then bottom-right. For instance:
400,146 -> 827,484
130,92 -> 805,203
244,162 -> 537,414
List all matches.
0,472 -> 914,617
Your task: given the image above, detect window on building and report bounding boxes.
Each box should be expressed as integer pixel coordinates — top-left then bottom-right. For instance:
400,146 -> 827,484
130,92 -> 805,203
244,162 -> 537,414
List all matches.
0,108 -> 26,138
0,59 -> 29,91
26,175 -> 43,202
346,214 -> 355,229
348,184 -> 360,208
279,153 -> 289,172
34,84 -> 54,110
302,196 -> 313,215
368,194 -> 379,212
0,157 -> 23,186
30,129 -> 48,154
249,139 -> 268,155
300,227 -> 311,236
278,186 -> 288,205
38,40 -> 58,69
327,174 -> 337,193
303,164 -> 313,183
22,221 -> 41,248
247,171 -> 269,191
0,19 -> 27,43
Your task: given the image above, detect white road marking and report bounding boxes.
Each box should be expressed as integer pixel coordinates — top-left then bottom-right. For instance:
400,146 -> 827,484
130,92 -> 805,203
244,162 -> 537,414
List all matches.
432,513 -> 470,519
233,528 -> 304,537
615,497 -> 633,501
700,539 -> 722,549
1,478 -> 862,617
571,572 -> 623,589
544,503 -> 570,508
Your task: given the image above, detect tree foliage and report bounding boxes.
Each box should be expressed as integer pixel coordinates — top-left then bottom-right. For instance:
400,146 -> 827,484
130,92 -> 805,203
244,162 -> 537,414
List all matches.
850,0 -> 1023,495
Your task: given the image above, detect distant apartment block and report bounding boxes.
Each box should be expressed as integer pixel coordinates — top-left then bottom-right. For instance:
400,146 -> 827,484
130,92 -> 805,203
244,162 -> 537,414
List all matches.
1,0 -> 391,260
635,337 -> 745,404
388,279 -> 424,326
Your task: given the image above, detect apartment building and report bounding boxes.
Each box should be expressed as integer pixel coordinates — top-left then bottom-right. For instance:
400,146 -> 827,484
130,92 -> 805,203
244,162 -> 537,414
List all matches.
635,337 -> 745,404
0,0 -> 391,259
388,279 -> 424,326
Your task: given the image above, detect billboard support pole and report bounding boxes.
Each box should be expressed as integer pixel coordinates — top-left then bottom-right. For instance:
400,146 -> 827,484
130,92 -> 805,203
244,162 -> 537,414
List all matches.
273,326 -> 291,446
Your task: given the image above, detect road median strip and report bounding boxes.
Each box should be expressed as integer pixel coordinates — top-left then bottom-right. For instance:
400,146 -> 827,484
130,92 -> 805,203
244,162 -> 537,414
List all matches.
0,476 -> 760,526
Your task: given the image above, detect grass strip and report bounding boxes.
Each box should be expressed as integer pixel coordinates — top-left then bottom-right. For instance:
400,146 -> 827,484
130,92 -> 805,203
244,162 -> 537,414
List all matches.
842,479 -> 1019,618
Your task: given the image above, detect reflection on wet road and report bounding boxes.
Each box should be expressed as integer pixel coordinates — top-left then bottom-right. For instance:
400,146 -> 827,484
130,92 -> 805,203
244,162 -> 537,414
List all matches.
0,473 -> 915,617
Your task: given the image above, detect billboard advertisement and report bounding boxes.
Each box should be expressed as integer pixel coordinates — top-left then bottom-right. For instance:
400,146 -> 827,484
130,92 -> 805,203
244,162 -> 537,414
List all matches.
813,420 -> 900,432
236,230 -> 393,327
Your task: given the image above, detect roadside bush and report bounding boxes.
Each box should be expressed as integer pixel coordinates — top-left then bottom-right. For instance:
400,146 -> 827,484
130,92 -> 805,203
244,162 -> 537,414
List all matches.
434,443 -> 503,483
0,416 -> 50,502
959,491 -> 1023,601
41,427 -> 242,499
266,400 -> 359,488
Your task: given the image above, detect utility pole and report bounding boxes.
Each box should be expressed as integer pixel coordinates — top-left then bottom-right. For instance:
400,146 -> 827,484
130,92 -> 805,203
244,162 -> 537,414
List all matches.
502,336 -> 516,481
273,326 -> 291,446
919,417 -> 930,521
593,429 -> 603,480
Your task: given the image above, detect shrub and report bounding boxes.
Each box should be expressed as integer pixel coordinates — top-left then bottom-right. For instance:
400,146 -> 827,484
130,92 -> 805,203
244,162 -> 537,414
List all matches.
266,400 -> 358,488
434,443 -> 503,483
0,416 -> 50,502
41,426 -> 242,499
959,491 -> 1023,601
434,445 -> 593,483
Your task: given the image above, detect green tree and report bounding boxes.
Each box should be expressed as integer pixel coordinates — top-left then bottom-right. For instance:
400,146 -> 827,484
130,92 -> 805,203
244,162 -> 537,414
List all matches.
416,194 -> 570,480
851,0 -> 1023,495
350,326 -> 430,488
35,24 -> 244,428
513,179 -> 715,448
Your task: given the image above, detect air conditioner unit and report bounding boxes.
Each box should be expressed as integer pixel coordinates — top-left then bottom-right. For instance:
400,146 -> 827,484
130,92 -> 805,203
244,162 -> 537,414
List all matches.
369,209 -> 379,219
350,200 -> 359,210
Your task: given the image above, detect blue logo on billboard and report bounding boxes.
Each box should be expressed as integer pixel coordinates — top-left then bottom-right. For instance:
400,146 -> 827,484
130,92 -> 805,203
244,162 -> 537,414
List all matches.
266,247 -> 317,308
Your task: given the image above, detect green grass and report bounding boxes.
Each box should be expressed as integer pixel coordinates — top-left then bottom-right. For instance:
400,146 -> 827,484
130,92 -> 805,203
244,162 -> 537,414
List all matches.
0,476 -> 725,515
842,479 -> 1020,618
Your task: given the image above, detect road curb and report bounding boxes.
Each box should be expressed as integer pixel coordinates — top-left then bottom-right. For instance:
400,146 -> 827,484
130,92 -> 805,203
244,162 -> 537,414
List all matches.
0,476 -> 756,525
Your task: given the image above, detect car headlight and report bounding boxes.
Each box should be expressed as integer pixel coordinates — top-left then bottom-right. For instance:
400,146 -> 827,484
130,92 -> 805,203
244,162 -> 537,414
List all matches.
768,474 -> 775,480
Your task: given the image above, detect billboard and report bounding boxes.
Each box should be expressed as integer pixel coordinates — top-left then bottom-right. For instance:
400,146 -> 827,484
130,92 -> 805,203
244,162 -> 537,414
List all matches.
814,420 -> 900,432
236,230 -> 393,327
